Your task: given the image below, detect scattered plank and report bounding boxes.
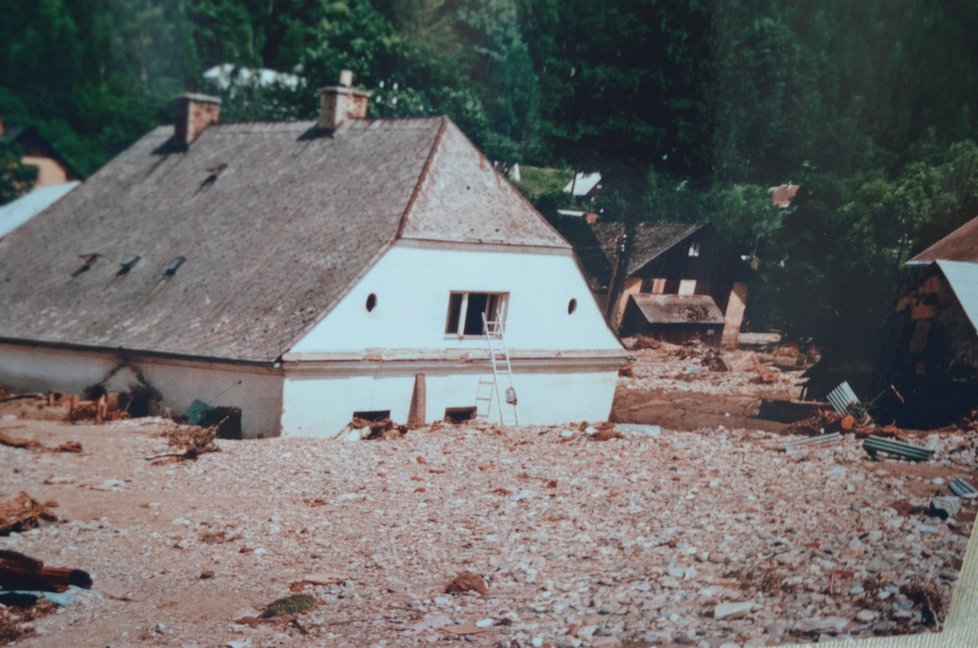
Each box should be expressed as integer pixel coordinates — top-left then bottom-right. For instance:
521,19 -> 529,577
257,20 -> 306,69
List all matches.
0,431 -> 41,450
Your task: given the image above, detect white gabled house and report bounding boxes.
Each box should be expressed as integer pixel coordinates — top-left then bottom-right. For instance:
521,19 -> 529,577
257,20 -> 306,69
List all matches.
0,74 -> 627,438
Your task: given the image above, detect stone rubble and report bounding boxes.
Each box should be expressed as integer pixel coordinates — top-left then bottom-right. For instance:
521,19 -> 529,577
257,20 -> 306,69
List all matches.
0,342 -> 974,646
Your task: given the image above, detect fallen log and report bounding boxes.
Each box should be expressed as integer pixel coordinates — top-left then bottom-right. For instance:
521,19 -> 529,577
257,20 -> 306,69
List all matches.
0,393 -> 45,404
0,431 -> 41,450
0,550 -> 91,592
0,431 -> 82,454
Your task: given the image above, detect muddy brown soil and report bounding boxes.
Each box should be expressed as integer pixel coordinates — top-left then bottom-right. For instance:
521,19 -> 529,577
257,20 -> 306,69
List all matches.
611,386 -> 788,433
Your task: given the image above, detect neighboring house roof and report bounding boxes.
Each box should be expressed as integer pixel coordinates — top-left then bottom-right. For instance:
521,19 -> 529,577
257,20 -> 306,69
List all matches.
770,183 -> 799,208
592,222 -> 704,276
935,260 -> 978,334
0,181 -> 79,239
563,172 -> 601,196
0,117 -> 567,363
908,216 -> 978,265
627,294 -> 725,325
0,124 -> 82,180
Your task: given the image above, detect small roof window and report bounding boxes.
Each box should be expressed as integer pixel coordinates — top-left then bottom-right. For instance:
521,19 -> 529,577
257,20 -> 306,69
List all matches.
117,255 -> 141,276
165,256 -> 186,276
71,253 -> 100,277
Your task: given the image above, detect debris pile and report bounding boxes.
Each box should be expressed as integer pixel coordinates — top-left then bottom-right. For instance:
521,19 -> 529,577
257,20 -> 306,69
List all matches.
0,493 -> 57,535
445,572 -> 489,597
145,421 -> 221,462
336,417 -> 408,441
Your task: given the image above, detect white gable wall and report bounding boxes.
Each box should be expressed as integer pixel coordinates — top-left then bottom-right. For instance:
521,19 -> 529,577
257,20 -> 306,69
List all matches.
290,240 -> 621,353
281,241 -> 625,436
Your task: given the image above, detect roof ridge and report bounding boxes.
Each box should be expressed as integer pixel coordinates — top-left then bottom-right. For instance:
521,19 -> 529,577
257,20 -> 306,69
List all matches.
626,222 -> 704,273
395,116 -> 448,239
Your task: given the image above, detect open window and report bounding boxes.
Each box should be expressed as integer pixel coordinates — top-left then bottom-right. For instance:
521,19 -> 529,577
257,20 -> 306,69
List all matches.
445,292 -> 508,336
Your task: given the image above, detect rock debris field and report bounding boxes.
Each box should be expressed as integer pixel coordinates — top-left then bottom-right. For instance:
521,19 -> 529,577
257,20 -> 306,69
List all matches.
0,346 -> 976,647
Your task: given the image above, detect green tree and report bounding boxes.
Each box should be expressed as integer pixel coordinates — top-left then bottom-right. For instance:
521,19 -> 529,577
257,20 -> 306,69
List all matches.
0,143 -> 37,205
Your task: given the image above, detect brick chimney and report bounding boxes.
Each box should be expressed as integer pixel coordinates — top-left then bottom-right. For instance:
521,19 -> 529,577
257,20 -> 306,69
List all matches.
318,70 -> 370,131
174,93 -> 221,147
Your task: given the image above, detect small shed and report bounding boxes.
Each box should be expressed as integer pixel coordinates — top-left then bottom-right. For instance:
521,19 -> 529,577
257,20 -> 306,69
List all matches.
620,294 -> 726,345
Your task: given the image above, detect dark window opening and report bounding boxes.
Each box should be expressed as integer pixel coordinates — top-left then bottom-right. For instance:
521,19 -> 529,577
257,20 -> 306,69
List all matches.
352,409 -> 390,423
120,385 -> 159,418
444,406 -> 477,424
464,293 -> 489,334
366,293 -> 377,312
117,255 -> 141,276
446,293 -> 463,333
165,256 -> 186,276
445,292 -> 507,336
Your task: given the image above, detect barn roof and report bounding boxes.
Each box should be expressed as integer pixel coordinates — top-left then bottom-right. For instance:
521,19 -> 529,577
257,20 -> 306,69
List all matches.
592,221 -> 704,276
627,294 -> 725,325
0,117 -> 567,363
908,216 -> 978,265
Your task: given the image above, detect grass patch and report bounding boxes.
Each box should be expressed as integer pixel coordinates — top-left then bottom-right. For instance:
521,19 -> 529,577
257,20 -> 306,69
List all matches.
514,165 -> 573,198
261,594 -> 317,618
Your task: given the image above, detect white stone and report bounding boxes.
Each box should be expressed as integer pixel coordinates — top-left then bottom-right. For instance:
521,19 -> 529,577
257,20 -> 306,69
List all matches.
714,601 -> 754,620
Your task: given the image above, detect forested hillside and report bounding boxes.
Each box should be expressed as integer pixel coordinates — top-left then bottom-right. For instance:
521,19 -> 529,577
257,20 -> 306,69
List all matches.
3,0 -> 978,354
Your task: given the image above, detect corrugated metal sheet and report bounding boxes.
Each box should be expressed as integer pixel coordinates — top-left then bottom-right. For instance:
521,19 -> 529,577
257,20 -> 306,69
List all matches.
0,182 -> 79,238
826,381 -> 859,414
937,260 -> 978,334
628,294 -> 725,325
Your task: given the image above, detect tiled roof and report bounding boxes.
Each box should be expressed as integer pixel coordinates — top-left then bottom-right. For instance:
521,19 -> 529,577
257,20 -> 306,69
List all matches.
909,216 -> 978,265
627,294 -> 725,325
0,117 -> 566,363
770,183 -> 799,208
591,221 -> 703,276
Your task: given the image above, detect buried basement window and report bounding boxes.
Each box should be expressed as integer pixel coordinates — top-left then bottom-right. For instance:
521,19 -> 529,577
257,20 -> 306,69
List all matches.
445,292 -> 508,336
352,409 -> 390,423
444,406 -> 477,424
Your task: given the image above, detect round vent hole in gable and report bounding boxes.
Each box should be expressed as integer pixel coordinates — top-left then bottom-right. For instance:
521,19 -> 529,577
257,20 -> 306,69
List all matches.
366,293 -> 377,312
568,298 -> 578,315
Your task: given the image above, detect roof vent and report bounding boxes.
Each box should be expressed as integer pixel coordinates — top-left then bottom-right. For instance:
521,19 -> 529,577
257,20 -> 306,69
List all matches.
117,255 -> 141,276
164,256 -> 186,276
318,70 -> 370,131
